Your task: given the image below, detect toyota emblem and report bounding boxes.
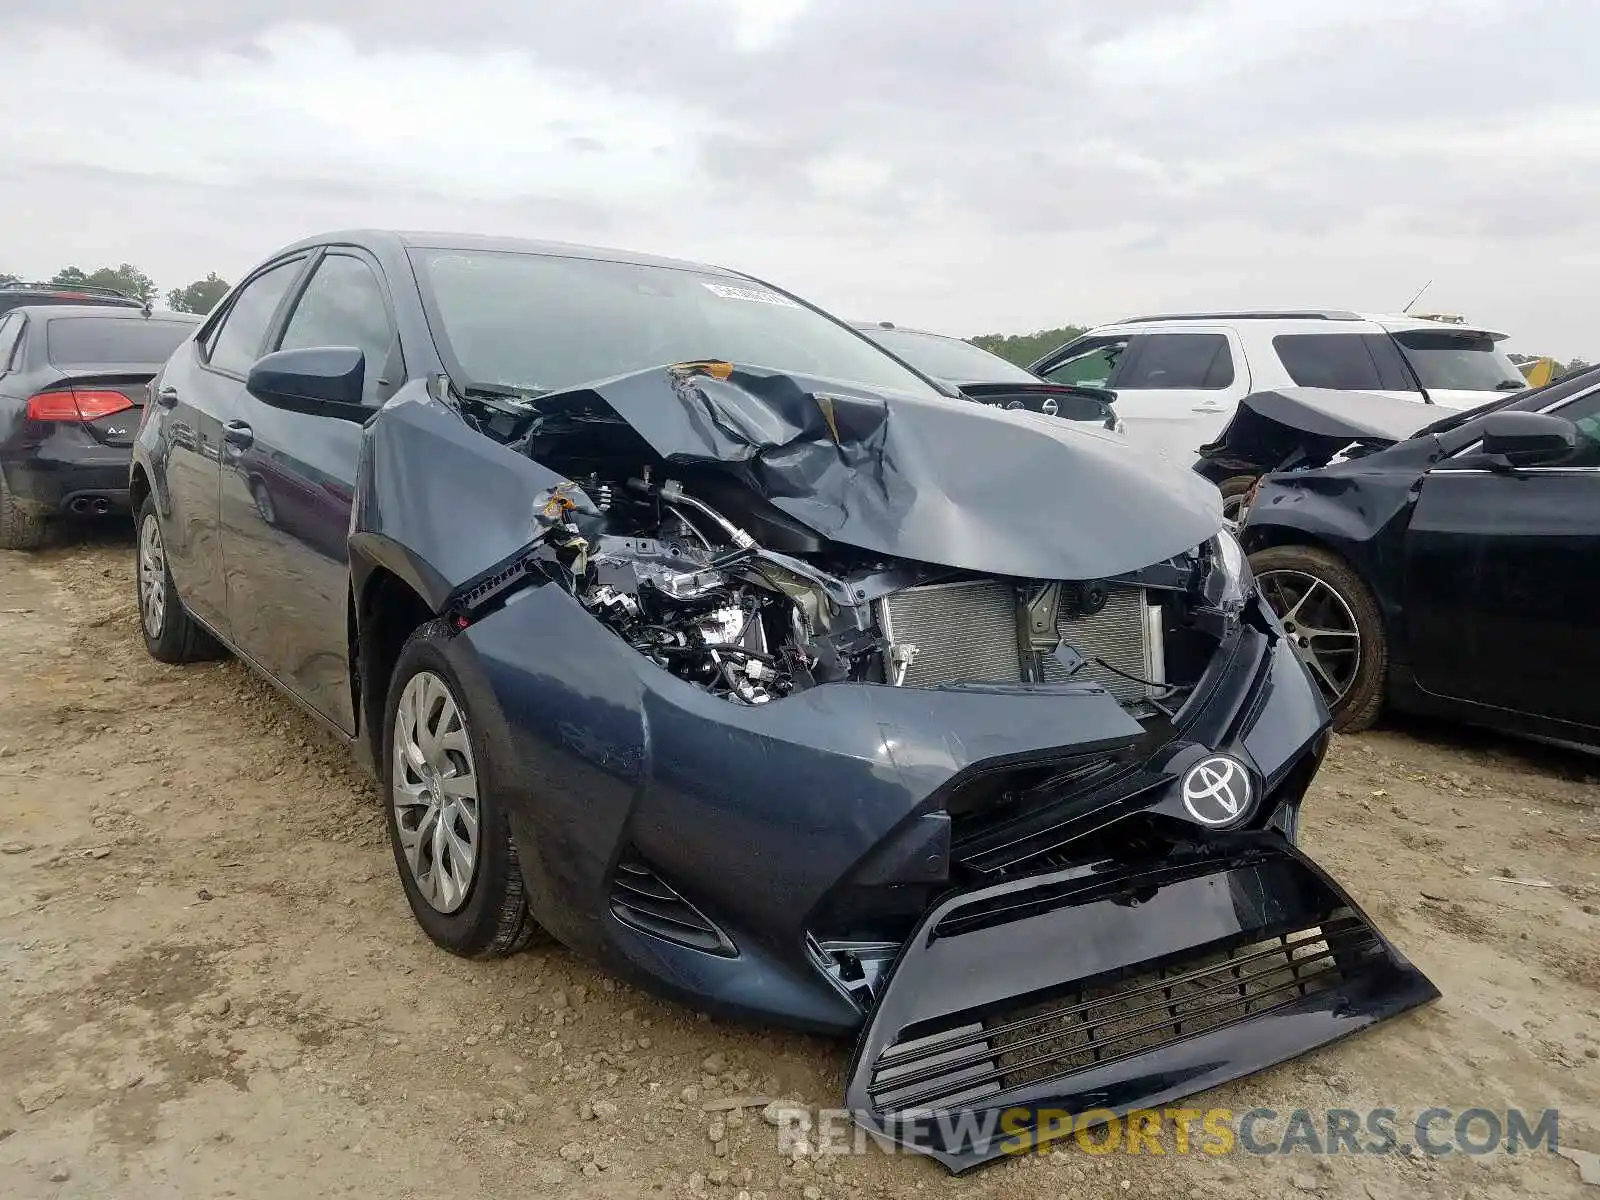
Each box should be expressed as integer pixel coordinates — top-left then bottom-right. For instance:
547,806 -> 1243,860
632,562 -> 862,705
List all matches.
1180,755 -> 1253,827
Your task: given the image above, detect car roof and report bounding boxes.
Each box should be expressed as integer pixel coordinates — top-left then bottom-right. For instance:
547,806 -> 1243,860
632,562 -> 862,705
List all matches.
5,304 -> 200,322
268,229 -> 741,278
1096,309 -> 1506,338
0,281 -> 140,300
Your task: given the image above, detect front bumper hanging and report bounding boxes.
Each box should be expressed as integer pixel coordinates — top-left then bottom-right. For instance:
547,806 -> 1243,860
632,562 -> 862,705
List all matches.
844,836 -> 1438,1172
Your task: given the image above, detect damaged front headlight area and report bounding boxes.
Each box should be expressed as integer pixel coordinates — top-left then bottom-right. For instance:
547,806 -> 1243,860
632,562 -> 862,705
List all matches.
517,469 -> 898,706
1203,527 -> 1255,614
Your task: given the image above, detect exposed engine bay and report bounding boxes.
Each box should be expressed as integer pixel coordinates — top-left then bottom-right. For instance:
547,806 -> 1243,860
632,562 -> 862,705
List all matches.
441,361 -> 1247,712
449,407 -> 1237,714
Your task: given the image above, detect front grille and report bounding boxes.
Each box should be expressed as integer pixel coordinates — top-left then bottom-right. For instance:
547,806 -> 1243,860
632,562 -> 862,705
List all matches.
868,913 -> 1381,1114
878,580 -> 1159,703
610,853 -> 736,957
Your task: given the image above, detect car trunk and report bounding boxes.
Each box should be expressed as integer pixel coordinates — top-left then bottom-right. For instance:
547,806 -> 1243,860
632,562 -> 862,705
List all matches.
37,372 -> 153,447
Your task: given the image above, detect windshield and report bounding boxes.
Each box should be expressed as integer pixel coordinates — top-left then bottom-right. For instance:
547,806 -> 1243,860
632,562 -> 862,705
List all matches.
1391,329 -> 1525,392
411,249 -> 943,398
46,317 -> 196,367
858,327 -> 1038,384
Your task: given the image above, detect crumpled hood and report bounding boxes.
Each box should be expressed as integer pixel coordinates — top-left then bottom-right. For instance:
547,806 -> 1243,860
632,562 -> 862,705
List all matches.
545,361 -> 1222,580
1201,387 -> 1440,473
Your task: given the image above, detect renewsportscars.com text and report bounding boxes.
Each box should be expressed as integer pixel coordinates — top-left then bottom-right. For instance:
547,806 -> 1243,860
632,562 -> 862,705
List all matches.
775,1106 -> 1561,1158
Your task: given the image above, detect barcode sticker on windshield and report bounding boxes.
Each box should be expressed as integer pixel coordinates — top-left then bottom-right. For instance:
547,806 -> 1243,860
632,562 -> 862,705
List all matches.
699,281 -> 800,307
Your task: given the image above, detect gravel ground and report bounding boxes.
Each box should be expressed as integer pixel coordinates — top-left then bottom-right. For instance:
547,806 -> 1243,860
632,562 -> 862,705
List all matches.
2,530 -> 1599,1199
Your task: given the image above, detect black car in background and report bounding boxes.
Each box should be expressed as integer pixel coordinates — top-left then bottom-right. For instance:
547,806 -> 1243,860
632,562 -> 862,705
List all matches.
132,230 -> 1434,1170
0,305 -> 200,548
852,320 -> 1121,430
1240,368 -> 1600,742
0,280 -> 144,318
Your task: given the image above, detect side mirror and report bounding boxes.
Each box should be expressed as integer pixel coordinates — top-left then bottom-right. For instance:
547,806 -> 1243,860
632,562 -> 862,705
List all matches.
1480,410 -> 1578,469
246,346 -> 367,419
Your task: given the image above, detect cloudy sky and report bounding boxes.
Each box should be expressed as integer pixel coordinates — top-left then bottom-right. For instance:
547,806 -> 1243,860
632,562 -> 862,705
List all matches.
2,0 -> 1594,355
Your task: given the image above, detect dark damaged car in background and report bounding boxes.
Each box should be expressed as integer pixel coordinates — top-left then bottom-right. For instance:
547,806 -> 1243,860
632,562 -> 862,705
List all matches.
1225,375 -> 1600,743
130,231 -> 1438,1170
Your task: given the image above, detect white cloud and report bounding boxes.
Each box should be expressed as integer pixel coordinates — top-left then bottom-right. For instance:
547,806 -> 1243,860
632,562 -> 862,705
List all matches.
0,1 -> 1597,358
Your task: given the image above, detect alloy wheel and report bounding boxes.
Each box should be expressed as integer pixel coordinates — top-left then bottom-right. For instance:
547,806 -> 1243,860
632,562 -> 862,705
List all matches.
1257,568 -> 1362,706
138,513 -> 167,639
251,480 -> 276,525
391,670 -> 481,914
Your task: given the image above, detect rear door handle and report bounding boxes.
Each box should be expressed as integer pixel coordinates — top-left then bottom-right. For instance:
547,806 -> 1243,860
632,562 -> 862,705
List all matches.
156,386 -> 180,408
1192,404 -> 1225,413
222,421 -> 254,450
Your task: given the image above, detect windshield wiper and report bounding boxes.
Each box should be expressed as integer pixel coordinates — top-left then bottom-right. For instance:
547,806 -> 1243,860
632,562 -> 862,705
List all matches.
1495,380 -> 1528,391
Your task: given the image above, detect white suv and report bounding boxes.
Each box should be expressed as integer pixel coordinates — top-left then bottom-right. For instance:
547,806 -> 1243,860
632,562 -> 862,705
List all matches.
1030,310 -> 1528,465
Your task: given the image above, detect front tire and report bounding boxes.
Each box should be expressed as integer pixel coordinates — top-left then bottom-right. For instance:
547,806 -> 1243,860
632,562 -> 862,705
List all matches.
136,497 -> 223,663
381,620 -> 539,958
1251,544 -> 1387,733
0,472 -> 48,551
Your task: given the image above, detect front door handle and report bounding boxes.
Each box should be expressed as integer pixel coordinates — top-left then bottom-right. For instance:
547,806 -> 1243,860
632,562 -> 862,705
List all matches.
156,386 -> 180,408
1192,403 -> 1225,413
222,421 -> 255,450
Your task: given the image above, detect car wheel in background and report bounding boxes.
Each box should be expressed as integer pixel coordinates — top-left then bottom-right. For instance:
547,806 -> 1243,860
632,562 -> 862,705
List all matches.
1251,544 -> 1387,733
135,497 -> 223,663
0,473 -> 49,551
250,478 -> 276,526
381,620 -> 540,959
1218,474 -> 1257,529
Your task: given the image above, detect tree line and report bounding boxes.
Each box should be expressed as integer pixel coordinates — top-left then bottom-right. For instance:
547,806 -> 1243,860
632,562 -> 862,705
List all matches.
0,264 -> 232,314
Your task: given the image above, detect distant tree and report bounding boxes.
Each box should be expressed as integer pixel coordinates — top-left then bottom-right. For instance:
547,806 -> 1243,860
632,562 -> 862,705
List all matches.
49,263 -> 157,301
167,273 -> 231,315
970,325 -> 1086,368
0,271 -> 18,286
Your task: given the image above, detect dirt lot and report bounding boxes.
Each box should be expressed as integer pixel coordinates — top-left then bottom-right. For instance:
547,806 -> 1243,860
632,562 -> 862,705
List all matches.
2,531 -> 1599,1199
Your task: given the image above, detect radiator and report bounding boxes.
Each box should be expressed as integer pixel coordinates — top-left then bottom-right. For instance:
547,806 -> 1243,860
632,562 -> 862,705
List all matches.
878,580 -> 1162,703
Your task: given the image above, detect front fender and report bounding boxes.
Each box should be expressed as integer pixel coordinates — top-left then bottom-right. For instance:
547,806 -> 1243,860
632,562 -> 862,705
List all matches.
349,383 -> 573,608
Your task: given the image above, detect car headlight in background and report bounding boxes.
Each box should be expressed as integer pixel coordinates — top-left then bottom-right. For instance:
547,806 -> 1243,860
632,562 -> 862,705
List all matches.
1206,527 -> 1255,612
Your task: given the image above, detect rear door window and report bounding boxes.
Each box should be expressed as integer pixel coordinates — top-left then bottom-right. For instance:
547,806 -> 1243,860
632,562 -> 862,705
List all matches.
1391,329 -> 1526,392
1118,333 -> 1234,389
46,318 -> 197,368
1273,333 -> 1416,391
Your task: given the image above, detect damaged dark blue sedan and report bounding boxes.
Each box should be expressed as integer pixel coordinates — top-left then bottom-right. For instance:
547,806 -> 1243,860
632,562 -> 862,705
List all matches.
130,231 -> 1437,1170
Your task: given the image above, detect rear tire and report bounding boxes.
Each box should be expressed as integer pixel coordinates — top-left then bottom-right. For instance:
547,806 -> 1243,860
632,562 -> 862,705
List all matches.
136,497 -> 223,663
1250,544 -> 1387,733
381,620 -> 540,959
0,473 -> 48,551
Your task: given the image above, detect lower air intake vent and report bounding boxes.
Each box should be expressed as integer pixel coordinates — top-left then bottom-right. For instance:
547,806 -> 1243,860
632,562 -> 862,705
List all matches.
610,853 -> 736,957
878,580 -> 1161,703
868,914 -> 1381,1114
